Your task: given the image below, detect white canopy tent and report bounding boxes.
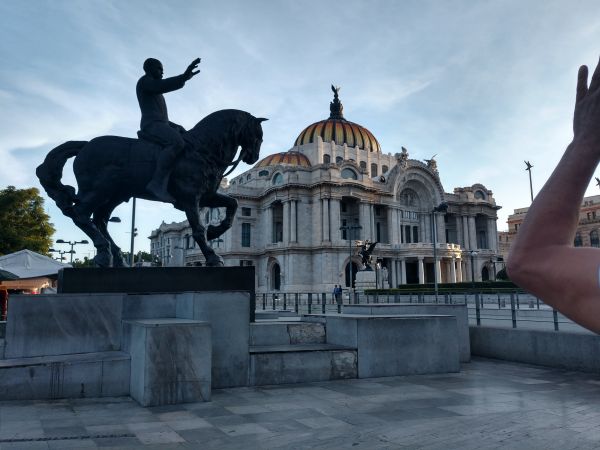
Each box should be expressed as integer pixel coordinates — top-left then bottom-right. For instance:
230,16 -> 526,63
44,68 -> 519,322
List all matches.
0,250 -> 71,292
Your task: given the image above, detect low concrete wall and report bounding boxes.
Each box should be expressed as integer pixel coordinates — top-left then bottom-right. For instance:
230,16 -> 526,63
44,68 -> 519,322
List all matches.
326,314 -> 460,378
470,326 -> 600,373
344,304 -> 470,362
5,294 -> 123,358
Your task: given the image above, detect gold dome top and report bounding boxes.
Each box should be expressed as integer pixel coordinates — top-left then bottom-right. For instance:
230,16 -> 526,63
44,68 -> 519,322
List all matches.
255,151 -> 312,168
294,85 -> 381,153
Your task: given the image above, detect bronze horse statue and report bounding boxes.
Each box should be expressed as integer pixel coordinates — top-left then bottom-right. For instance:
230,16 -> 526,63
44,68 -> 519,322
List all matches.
36,109 -> 266,267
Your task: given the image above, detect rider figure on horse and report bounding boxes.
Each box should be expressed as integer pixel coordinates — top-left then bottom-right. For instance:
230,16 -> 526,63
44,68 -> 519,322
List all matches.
136,57 -> 201,203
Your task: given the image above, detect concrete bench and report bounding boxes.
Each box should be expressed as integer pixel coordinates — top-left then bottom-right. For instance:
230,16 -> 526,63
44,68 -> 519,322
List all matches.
343,304 -> 470,362
307,314 -> 461,378
249,343 -> 357,385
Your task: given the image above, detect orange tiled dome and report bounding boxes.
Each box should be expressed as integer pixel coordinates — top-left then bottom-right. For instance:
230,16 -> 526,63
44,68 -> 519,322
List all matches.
294,85 -> 381,153
255,151 -> 312,168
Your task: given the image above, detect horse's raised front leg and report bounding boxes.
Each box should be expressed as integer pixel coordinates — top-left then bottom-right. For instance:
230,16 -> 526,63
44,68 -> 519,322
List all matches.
185,205 -> 223,267
204,193 -> 238,241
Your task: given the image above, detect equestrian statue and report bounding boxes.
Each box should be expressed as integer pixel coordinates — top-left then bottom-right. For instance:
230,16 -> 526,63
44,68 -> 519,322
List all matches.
36,57 -> 266,267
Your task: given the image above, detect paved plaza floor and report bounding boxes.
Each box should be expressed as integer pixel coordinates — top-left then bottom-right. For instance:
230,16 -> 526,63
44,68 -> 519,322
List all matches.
0,357 -> 599,449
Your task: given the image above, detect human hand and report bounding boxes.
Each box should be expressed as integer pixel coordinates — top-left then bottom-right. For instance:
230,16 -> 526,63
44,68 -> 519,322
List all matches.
184,57 -> 201,80
573,58 -> 600,144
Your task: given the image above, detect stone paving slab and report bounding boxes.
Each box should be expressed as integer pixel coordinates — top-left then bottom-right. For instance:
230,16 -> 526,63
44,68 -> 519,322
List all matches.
0,358 -> 599,449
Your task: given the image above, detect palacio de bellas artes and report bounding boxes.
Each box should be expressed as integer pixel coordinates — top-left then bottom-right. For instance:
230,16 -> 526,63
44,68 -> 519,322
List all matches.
150,87 -> 501,293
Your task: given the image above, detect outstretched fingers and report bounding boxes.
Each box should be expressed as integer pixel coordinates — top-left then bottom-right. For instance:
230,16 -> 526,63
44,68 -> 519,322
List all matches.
577,65 -> 589,102
589,56 -> 600,93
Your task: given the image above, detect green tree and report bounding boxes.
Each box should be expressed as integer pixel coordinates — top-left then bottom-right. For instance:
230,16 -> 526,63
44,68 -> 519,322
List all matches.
0,186 -> 55,255
72,256 -> 95,268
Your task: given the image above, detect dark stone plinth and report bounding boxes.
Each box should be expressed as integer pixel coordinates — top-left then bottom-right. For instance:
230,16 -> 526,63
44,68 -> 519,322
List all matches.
57,266 -> 256,321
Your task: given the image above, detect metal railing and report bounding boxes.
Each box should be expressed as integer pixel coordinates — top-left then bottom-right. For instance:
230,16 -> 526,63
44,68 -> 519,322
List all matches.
256,290 -> 592,334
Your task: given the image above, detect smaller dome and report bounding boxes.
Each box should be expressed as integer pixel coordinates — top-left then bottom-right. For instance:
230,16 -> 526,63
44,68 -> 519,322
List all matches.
255,151 -> 311,168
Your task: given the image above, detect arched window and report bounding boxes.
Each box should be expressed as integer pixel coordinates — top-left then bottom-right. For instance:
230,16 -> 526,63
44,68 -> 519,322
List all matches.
272,173 -> 283,185
359,161 -> 367,170
341,168 -> 358,180
399,188 -> 419,207
246,173 -> 252,181
475,190 -> 486,200
336,156 -> 343,165
591,229 -> 600,247
481,266 -> 490,281
345,262 -> 358,288
371,163 -> 378,177
271,263 -> 281,290
382,165 -> 389,174
323,154 -> 331,164
258,170 -> 269,177
574,232 -> 583,247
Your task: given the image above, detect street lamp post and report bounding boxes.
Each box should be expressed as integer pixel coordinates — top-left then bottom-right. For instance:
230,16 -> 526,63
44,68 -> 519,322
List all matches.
55,239 -> 90,263
431,202 -> 448,302
469,250 -> 480,325
339,224 -> 362,291
129,197 -> 137,267
49,248 -> 68,262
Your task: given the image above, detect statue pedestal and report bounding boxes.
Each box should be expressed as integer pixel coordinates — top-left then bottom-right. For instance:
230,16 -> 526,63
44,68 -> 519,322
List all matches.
355,270 -> 376,292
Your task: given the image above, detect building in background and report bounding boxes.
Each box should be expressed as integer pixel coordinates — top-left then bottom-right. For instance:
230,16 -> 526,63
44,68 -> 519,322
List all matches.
150,88 -> 501,292
498,194 -> 600,262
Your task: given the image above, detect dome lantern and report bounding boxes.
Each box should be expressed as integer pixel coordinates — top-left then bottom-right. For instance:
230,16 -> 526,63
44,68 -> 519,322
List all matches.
294,85 -> 381,152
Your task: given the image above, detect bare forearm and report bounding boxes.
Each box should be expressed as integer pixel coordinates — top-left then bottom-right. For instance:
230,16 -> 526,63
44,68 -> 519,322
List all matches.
513,138 -> 600,252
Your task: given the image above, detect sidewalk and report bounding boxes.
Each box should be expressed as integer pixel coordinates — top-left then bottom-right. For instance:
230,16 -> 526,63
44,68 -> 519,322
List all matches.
0,358 -> 599,449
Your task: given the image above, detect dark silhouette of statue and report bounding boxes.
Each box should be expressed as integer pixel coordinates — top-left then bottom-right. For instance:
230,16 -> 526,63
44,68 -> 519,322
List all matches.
137,57 -> 201,203
329,85 -> 344,119
359,240 -> 378,271
37,109 -> 267,268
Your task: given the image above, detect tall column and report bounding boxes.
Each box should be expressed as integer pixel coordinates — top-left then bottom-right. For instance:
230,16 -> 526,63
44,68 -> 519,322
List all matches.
400,258 -> 406,285
290,200 -> 297,243
370,204 -> 376,241
390,260 -> 396,288
468,216 -> 477,250
456,258 -> 463,282
388,208 -> 398,244
492,218 -> 499,252
322,198 -> 330,242
330,199 -> 341,243
265,205 -> 273,245
436,212 -> 446,244
418,257 -> 425,284
283,201 -> 290,244
422,214 -> 429,243
396,209 -> 402,244
435,259 -> 442,283
455,216 -> 463,248
451,257 -> 457,283
360,203 -> 370,240
488,218 -> 497,251
462,216 -> 470,250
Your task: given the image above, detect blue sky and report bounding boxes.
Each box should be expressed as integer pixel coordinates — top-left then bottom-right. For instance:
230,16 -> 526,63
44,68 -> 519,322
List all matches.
2,0 -> 600,261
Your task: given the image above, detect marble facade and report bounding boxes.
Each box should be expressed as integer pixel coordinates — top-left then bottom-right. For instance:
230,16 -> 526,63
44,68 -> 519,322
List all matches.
150,89 -> 501,293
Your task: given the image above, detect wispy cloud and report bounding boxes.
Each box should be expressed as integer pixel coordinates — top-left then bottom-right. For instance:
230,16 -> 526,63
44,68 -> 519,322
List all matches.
3,0 -> 600,256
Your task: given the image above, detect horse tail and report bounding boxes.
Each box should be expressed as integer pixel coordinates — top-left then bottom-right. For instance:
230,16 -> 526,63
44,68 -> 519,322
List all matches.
36,140 -> 87,217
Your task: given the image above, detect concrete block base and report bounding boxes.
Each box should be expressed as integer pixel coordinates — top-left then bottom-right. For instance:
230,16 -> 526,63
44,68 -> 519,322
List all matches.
249,344 -> 357,385
124,319 -> 211,407
355,271 -> 376,291
0,351 -> 130,401
344,304 -> 470,362
250,322 -> 325,346
324,314 -> 460,377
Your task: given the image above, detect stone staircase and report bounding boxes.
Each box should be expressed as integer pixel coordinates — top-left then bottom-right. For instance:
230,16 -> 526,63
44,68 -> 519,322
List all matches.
248,321 -> 357,385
